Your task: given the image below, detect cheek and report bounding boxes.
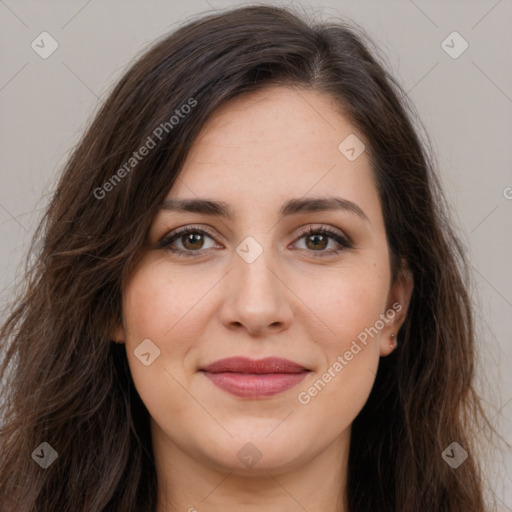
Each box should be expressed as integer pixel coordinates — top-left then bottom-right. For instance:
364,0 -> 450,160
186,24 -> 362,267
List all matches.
294,271 -> 387,432
295,261 -> 389,346
291,261 -> 389,408
123,258 -> 216,346
120,259 -> 210,413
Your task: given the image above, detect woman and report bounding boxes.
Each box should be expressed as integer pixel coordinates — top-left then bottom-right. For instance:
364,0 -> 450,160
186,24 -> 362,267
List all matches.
0,5 -> 495,511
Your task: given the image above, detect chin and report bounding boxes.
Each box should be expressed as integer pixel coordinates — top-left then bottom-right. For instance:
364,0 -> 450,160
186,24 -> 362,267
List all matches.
195,430 -> 309,475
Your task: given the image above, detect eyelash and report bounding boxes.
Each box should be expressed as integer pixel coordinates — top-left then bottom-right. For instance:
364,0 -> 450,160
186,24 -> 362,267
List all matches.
158,224 -> 353,258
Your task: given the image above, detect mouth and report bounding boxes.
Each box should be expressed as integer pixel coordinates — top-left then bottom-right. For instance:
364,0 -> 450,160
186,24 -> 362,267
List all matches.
199,357 -> 311,399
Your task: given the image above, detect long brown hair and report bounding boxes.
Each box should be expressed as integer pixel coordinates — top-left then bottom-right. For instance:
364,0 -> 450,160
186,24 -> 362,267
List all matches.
0,5 -> 495,511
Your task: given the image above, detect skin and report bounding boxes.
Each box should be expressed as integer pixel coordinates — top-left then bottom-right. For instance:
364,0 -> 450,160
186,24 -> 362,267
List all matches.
113,85 -> 413,512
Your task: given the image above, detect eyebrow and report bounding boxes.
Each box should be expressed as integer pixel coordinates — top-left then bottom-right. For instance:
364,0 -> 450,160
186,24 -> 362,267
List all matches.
160,197 -> 369,222
159,196 -> 369,222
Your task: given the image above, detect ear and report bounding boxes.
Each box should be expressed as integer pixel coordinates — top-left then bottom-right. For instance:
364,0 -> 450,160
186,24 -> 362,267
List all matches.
379,260 -> 414,357
111,324 -> 126,344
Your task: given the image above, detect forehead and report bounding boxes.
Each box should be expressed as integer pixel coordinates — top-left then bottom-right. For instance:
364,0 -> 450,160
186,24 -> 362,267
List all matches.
167,86 -> 376,213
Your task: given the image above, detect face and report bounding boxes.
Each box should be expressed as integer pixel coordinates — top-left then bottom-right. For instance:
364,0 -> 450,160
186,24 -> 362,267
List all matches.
115,86 -> 412,475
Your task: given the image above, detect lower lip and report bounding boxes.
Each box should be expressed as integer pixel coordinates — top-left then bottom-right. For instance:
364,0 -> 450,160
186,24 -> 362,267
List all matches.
202,371 -> 309,398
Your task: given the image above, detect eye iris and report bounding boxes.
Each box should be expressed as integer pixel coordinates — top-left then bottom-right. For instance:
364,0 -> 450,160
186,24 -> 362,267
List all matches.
182,232 -> 203,250
306,233 -> 328,250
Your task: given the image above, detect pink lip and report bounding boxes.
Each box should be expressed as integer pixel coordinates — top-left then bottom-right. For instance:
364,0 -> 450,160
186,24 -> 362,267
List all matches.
199,357 -> 310,398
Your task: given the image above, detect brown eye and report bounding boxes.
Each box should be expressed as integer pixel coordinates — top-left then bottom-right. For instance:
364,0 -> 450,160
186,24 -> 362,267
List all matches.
293,226 -> 352,257
159,227 -> 218,255
181,232 -> 206,250
304,233 -> 329,251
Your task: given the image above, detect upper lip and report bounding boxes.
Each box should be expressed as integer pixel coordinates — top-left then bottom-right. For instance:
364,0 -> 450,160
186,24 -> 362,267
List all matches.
199,357 -> 309,374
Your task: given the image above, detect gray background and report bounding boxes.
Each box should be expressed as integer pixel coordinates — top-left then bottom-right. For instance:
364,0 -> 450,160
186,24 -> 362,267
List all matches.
1,0 -> 511,509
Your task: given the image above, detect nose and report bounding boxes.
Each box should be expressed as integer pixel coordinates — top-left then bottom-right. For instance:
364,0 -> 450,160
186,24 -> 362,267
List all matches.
219,247 -> 293,336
